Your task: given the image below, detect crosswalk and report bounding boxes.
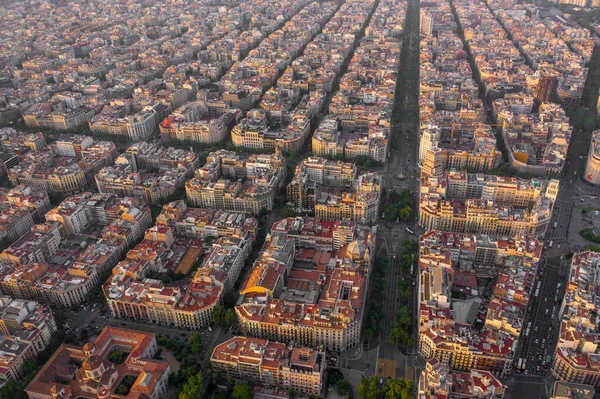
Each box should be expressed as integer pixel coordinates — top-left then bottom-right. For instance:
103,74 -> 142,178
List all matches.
376,358 -> 397,379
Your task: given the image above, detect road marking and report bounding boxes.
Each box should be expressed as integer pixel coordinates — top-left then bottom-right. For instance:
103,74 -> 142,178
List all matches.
376,358 -> 396,379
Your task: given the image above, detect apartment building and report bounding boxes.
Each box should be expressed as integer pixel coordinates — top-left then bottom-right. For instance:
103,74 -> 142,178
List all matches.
0,208 -> 35,248
419,171 -> 559,238
46,192 -> 152,242
0,185 -> 51,223
89,101 -> 170,141
0,297 -> 57,346
270,217 -> 355,251
104,202 -> 252,329
25,327 -> 170,399
417,230 -> 543,376
23,99 -> 100,131
0,129 -> 46,154
211,337 -> 325,396
105,236 -> 249,329
186,150 -> 285,215
418,359 -> 505,399
5,135 -> 117,196
0,222 -> 61,265
235,222 -> 374,352
96,164 -> 188,205
287,157 -> 380,223
0,297 -> 57,382
156,200 -> 258,241
552,252 -> 600,389
160,101 -> 241,144
585,130 -> 600,185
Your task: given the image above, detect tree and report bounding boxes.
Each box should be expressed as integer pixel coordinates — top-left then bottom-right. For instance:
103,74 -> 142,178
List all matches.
281,205 -> 295,218
367,376 -> 380,399
390,327 -> 407,347
224,308 -> 236,326
390,325 -> 414,350
53,309 -> 68,327
584,115 -> 597,132
116,379 -> 131,395
212,305 -> 225,325
189,332 -> 203,354
398,206 -> 412,221
401,240 -> 417,255
337,380 -> 351,395
108,350 -> 127,365
232,383 -> 254,399
358,377 -> 368,399
384,204 -> 397,221
288,388 -> 297,398
178,371 -> 206,399
365,328 -> 374,342
0,379 -> 29,399
396,307 -> 412,329
384,378 -> 414,399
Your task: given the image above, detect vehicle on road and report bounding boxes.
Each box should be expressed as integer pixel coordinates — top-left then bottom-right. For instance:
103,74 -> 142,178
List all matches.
405,227 -> 414,234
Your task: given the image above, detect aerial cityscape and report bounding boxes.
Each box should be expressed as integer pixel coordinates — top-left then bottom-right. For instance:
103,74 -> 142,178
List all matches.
2,0 -> 600,398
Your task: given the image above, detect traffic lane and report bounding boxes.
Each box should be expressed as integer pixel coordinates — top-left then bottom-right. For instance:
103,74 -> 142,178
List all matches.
503,376 -> 548,399
520,259 -> 549,373
524,263 -> 562,375
550,200 -> 572,240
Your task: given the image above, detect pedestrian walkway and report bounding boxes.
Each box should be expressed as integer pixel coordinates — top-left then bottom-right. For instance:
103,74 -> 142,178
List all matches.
376,358 -> 396,379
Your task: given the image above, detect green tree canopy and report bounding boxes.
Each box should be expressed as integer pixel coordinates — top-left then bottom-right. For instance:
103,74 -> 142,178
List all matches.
358,377 -> 369,399
281,205 -> 295,218
188,332 -> 203,354
212,305 -> 225,325
232,383 -> 254,399
178,371 -> 205,399
224,308 -> 236,326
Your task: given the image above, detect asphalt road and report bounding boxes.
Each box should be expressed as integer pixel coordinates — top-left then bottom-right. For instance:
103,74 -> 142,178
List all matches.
517,256 -> 567,378
549,200 -> 573,241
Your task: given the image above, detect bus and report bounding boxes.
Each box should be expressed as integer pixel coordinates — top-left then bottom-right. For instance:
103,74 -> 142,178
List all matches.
405,227 -> 414,235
